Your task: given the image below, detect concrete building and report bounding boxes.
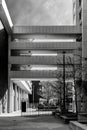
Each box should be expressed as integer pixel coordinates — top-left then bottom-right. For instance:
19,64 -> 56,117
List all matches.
0,0 -> 87,116
0,1 -> 32,114
73,0 -> 87,112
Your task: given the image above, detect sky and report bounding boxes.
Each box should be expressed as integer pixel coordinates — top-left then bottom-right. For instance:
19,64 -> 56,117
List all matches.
0,21 -> 4,30
4,0 -> 73,26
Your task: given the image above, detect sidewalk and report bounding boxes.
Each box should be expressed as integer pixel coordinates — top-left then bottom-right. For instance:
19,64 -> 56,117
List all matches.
0,115 -> 70,130
0,109 -> 52,117
0,110 -> 21,117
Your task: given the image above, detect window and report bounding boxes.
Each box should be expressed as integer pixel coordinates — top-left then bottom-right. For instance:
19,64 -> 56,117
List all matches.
73,13 -> 76,22
79,0 -> 82,6
73,1 -> 76,10
79,10 -> 82,20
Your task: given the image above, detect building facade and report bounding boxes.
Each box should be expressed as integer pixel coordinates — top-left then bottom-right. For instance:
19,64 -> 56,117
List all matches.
0,0 -> 87,116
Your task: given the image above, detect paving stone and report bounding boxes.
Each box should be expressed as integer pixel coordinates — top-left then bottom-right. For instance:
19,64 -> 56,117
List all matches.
0,116 -> 69,130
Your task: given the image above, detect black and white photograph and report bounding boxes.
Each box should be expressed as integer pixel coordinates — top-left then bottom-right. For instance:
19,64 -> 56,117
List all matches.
0,0 -> 87,129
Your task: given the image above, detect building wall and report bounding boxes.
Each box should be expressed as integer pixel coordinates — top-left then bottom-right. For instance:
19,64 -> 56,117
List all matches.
0,30 -> 29,114
73,0 -> 87,112
0,29 -> 8,113
82,0 -> 87,59
73,0 -> 82,26
7,80 -> 29,113
81,0 -> 87,112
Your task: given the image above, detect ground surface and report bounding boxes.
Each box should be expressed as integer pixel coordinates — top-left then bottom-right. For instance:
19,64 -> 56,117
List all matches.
0,115 -> 70,130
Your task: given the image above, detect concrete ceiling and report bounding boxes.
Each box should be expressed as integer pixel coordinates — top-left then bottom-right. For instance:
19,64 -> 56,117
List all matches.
5,0 -> 73,26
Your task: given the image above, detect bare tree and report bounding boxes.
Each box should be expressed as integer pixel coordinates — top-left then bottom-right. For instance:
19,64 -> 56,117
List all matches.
55,52 -> 82,114
40,81 -> 55,104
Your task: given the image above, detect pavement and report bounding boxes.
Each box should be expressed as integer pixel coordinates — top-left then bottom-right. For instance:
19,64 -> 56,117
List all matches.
0,115 -> 70,130
0,109 -> 52,117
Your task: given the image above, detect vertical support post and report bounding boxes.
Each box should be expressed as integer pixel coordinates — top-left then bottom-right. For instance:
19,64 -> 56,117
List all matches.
7,36 -> 11,113
7,77 -> 11,113
7,80 -> 13,113
33,85 -> 34,108
18,87 -> 20,110
14,84 -> 17,111
63,51 -> 66,113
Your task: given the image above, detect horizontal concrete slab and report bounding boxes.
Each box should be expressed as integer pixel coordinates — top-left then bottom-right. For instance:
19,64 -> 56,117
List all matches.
10,41 -> 81,50
9,70 -> 73,79
12,26 -> 82,35
9,56 -> 60,65
10,70 -> 57,78
9,56 -> 80,65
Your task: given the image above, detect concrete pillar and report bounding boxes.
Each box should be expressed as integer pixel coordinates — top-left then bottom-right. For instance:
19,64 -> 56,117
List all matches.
13,85 -> 15,111
14,84 -> 17,111
0,100 -> 2,114
20,89 -> 22,110
82,0 -> 87,112
18,87 -> 20,110
7,80 -> 13,113
19,88 -> 21,110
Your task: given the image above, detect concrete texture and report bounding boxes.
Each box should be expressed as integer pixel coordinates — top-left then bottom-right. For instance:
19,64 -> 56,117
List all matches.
0,115 -> 69,130
70,121 -> 87,130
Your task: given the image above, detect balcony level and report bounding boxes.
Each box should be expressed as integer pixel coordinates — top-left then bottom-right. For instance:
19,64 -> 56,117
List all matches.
10,41 -> 81,51
9,56 -> 80,65
9,70 -> 73,79
12,26 -> 82,36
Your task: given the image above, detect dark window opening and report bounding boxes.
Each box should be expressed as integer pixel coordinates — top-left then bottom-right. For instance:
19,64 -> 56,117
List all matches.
79,0 -> 82,6
79,10 -> 82,20
11,64 -> 31,71
11,50 -> 31,56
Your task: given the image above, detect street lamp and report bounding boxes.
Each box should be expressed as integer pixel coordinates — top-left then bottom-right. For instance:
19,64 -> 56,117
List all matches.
63,51 -> 66,113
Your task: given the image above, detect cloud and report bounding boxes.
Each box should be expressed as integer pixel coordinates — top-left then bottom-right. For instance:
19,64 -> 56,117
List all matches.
6,0 -> 73,26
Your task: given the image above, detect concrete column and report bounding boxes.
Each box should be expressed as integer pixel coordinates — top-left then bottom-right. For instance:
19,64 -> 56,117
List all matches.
20,89 -> 22,110
7,80 -> 13,113
18,87 -> 20,110
14,84 -> 17,111
82,0 -> 87,112
0,100 -> 2,114
19,88 -> 21,110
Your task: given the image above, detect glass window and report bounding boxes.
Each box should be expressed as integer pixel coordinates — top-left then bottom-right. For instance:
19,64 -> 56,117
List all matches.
79,10 -> 82,20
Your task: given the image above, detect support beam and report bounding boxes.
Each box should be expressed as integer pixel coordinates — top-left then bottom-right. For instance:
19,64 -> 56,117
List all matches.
9,70 -> 73,79
12,34 -> 82,40
10,41 -> 81,51
9,56 -> 81,65
13,26 -> 82,35
10,70 -> 57,79
9,56 -> 62,65
14,84 -> 17,111
0,0 -> 13,34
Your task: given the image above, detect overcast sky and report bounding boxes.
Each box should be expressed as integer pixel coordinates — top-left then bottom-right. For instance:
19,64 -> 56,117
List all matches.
0,21 -> 3,30
0,0 -> 73,28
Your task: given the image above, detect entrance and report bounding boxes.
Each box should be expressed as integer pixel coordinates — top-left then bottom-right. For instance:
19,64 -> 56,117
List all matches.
21,101 -> 26,112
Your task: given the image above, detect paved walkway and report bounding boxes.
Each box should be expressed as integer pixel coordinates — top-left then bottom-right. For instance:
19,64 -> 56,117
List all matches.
0,115 -> 70,130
